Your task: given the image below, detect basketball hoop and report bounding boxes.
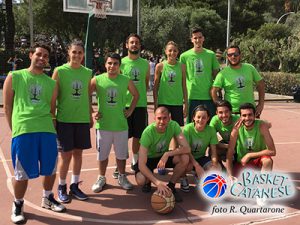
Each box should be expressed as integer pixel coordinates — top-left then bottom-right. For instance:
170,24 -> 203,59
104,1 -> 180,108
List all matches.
89,0 -> 112,19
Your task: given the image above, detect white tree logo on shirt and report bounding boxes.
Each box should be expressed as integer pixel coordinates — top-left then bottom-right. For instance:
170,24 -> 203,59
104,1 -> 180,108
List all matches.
194,59 -> 203,75
156,140 -> 166,153
72,80 -> 82,99
236,76 -> 245,89
168,70 -> 176,84
131,67 -> 140,83
192,139 -> 202,153
29,84 -> 42,103
107,88 -> 117,106
245,137 -> 254,152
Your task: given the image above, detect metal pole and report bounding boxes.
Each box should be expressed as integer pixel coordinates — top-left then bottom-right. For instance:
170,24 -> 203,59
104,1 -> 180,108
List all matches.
276,12 -> 294,24
226,0 -> 231,65
29,0 -> 33,46
137,0 -> 140,35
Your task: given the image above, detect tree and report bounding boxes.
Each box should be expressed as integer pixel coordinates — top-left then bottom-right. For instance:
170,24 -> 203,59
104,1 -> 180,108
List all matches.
5,0 -> 15,52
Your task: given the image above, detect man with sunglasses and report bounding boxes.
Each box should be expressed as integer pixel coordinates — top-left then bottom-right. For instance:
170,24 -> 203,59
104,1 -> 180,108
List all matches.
211,45 -> 265,118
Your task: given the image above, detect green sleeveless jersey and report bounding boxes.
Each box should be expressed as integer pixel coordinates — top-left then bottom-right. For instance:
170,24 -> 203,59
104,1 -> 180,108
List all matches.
236,120 -> 266,162
140,120 -> 181,158
11,69 -> 56,137
183,123 -> 218,159
209,114 -> 240,142
158,60 -> 183,105
95,73 -> 129,131
213,63 -> 262,113
55,64 -> 92,123
120,56 -> 148,107
179,48 -> 219,100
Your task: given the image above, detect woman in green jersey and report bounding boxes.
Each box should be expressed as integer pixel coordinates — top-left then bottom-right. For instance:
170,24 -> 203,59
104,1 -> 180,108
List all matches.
182,105 -> 221,192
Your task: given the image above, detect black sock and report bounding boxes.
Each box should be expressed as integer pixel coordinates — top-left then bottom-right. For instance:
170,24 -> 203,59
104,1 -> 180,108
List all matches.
167,182 -> 175,192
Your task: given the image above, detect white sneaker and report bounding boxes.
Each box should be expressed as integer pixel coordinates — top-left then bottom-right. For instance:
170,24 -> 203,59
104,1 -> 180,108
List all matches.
118,174 -> 133,190
41,193 -> 66,212
180,177 -> 190,192
92,176 -> 106,193
11,201 -> 26,224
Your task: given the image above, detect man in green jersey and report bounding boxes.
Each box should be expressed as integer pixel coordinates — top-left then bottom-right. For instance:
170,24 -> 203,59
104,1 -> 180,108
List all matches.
211,45 -> 265,117
210,100 -> 239,163
180,26 -> 220,122
134,107 -> 190,202
118,33 -> 150,177
3,42 -> 66,224
226,103 -> 275,179
91,52 -> 139,192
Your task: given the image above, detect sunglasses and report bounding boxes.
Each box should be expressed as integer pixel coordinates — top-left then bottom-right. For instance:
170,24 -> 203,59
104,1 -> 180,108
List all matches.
227,52 -> 240,57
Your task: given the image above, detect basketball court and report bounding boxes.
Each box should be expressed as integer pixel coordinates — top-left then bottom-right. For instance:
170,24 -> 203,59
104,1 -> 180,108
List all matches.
0,100 -> 300,225
1,0 -> 300,224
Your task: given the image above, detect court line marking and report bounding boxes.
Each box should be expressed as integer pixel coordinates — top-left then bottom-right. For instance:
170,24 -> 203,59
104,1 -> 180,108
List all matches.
1,145 -> 299,224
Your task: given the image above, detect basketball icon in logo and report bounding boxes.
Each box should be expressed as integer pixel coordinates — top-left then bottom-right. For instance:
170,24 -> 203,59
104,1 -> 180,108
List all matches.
202,174 -> 227,198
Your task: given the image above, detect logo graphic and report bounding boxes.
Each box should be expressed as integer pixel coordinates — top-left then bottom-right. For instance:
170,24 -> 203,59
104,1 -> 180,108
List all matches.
29,84 -> 42,103
131,67 -> 140,83
202,174 -> 227,198
236,76 -> 245,89
245,137 -> 254,152
72,80 -> 82,99
107,88 -> 117,106
192,140 -> 202,153
194,59 -> 203,74
168,70 -> 176,84
156,140 -> 166,154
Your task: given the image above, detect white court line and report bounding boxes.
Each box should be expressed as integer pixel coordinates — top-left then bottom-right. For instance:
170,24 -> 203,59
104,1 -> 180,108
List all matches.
275,142 -> 300,145
1,145 -> 299,224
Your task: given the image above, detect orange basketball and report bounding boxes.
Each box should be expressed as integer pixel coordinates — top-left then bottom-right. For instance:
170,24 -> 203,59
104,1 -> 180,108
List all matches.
151,190 -> 175,214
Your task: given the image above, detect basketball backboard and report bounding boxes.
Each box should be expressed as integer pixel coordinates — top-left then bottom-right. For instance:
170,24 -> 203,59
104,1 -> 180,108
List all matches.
63,0 -> 133,17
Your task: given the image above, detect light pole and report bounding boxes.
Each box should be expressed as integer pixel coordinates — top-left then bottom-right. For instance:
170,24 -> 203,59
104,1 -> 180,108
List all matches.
29,0 -> 33,46
226,0 -> 232,65
276,12 -> 295,24
137,0 -> 140,35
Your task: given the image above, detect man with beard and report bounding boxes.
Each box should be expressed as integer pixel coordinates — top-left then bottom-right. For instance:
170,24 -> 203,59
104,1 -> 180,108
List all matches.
211,45 -> 265,117
114,33 -> 149,178
3,42 -> 66,224
226,103 -> 275,179
180,27 -> 220,121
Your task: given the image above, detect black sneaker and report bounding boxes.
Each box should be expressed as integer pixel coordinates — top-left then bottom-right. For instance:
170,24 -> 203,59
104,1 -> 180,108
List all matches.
58,184 -> 71,203
172,189 -> 183,202
11,201 -> 26,224
142,182 -> 151,193
70,182 -> 88,201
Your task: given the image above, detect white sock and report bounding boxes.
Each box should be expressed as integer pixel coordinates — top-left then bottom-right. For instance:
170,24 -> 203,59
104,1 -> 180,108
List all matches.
14,198 -> 24,204
43,190 -> 52,198
71,175 -> 80,184
132,153 -> 138,165
59,178 -> 66,186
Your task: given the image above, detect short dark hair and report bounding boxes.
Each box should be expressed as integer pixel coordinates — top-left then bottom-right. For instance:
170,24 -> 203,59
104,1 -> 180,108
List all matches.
239,103 -> 256,115
227,45 -> 241,55
29,42 -> 51,55
105,52 -> 121,65
126,33 -> 141,44
69,38 -> 85,50
215,100 -> 232,112
190,26 -> 204,37
192,105 -> 210,119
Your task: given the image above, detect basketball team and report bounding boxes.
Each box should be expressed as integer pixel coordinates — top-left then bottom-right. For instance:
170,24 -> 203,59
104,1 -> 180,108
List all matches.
3,27 -> 276,224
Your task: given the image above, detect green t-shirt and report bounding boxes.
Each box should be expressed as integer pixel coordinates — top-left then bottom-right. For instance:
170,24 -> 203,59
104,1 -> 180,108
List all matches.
213,63 -> 262,113
179,48 -> 219,100
140,120 -> 181,158
95,73 -> 129,131
183,123 -> 218,159
235,120 -> 266,162
55,64 -> 92,123
11,69 -> 56,137
209,114 -> 240,142
120,56 -> 148,107
158,60 -> 183,106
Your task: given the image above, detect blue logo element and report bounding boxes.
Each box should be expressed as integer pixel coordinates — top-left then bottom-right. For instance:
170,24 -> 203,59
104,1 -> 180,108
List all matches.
202,174 -> 227,198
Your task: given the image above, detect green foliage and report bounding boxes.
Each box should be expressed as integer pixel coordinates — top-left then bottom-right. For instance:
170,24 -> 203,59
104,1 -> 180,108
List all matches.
261,72 -> 300,95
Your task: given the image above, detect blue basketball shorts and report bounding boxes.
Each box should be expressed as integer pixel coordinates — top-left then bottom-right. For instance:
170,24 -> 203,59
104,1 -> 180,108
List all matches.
11,132 -> 58,180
